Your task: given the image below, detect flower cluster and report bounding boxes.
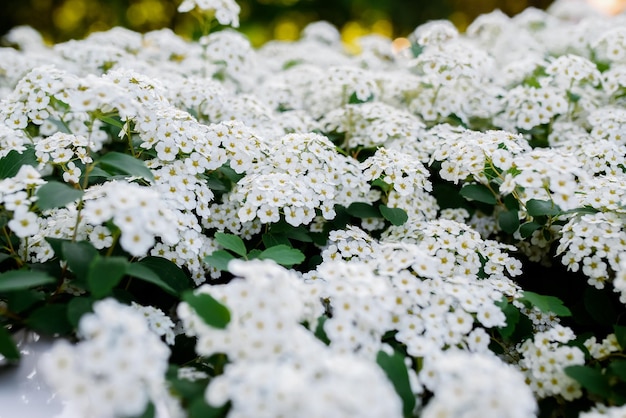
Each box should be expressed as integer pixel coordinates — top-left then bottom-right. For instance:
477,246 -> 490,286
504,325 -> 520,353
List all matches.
40,299 -> 175,418
516,325 -> 585,400
420,351 -> 537,418
2,0 -> 626,417
178,260 -> 404,417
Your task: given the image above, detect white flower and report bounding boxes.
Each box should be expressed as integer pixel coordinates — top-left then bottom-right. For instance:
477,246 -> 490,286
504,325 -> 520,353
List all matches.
8,207 -> 40,238
177,0 -> 240,27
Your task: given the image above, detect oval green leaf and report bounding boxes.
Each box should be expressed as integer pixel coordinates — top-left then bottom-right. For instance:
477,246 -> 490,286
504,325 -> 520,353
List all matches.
87,256 -> 129,299
460,183 -> 497,205
182,290 -> 230,329
258,245 -> 305,267
498,210 -> 520,234
126,262 -> 178,296
204,250 -> 236,271
36,181 -> 84,211
214,232 -> 247,257
0,270 -> 55,293
379,205 -> 408,226
526,199 -> 561,217
97,152 -> 154,181
0,327 -> 20,362
376,350 -> 416,418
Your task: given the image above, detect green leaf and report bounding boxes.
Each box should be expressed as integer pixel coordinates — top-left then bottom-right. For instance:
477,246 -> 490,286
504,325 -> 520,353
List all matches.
27,304 -> 72,335
126,263 -> 178,296
379,205 -> 408,226
0,270 -> 55,293
609,360 -> 626,381
347,202 -> 380,219
372,178 -> 392,193
262,233 -> 291,248
218,165 -> 245,183
433,182 -> 466,210
0,148 -> 38,179
519,222 -> 542,238
214,232 -> 247,257
614,325 -> 626,351
284,227 -> 312,243
66,296 -> 94,328
97,152 -> 154,181
258,245 -> 305,267
62,241 -> 98,282
136,257 -> 192,293
376,350 -> 416,418
460,183 -> 497,205
565,365 -> 611,398
246,249 -> 262,259
0,327 -> 20,362
314,316 -> 331,345
495,298 -> 520,340
526,199 -> 561,217
502,194 -> 520,211
86,166 -> 113,181
189,397 -> 228,418
5,289 -> 45,313
182,291 -> 230,329
348,91 -> 373,104
87,256 -> 129,299
36,181 -> 84,211
136,402 -> 155,418
584,287 -> 618,327
520,291 -> 571,317
45,237 -> 67,258
498,209 -> 520,234
97,115 -> 124,129
204,250 -> 236,271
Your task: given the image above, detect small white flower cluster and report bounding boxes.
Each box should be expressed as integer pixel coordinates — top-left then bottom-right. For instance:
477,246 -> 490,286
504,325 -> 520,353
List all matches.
584,333 -> 622,360
311,261 -> 399,358
305,66 -> 381,119
508,148 -> 586,211
232,132 -> 370,227
497,85 -> 568,131
178,259 -> 404,418
34,132 -> 93,183
588,107 -> 626,145
82,181 -> 179,256
206,348 -> 404,418
420,351 -> 537,418
516,325 -> 585,400
315,225 -> 519,357
384,218 -> 523,282
557,211 -> 626,289
321,101 -> 425,148
0,165 -> 44,238
362,147 -> 432,197
40,299 -> 173,418
406,26 -> 498,123
0,122 -> 28,157
580,404 -> 626,418
431,128 -> 531,184
131,302 -> 176,345
177,0 -> 240,27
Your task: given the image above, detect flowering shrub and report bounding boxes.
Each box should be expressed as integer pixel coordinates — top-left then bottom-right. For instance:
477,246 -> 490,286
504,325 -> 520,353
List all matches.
1,1 -> 626,417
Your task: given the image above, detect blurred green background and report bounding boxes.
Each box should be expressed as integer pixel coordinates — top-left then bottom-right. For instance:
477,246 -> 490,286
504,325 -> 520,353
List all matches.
1,0 -> 554,47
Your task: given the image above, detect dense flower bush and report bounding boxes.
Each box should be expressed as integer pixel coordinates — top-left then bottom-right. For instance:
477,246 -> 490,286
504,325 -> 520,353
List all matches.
2,0 -> 626,417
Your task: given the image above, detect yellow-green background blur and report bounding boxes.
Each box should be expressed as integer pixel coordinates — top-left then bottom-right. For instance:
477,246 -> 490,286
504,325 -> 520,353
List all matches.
0,0 -> 554,46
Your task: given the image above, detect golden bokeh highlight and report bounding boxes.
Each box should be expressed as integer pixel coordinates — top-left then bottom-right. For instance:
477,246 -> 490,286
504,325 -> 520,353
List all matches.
2,0 -> 563,47
587,0 -> 626,14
